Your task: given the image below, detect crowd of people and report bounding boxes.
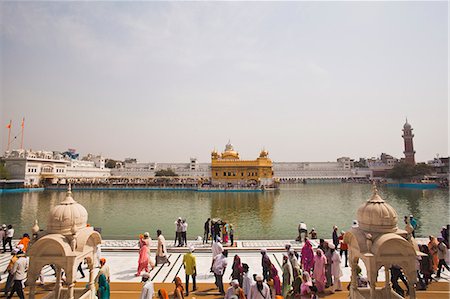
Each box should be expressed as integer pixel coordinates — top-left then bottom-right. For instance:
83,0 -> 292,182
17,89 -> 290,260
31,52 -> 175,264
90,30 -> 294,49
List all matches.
203,218 -> 235,246
1,219 -> 449,299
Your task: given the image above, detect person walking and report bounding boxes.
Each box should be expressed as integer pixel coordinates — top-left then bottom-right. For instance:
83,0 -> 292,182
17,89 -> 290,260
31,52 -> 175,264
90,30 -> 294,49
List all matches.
181,219 -> 188,247
17,234 -> 30,253
288,249 -> 301,278
248,274 -> 270,299
136,232 -> 152,276
231,254 -> 244,287
260,248 -> 271,282
97,272 -> 110,299
338,231 -> 348,267
419,245 -> 433,286
436,237 -> 450,278
156,230 -> 170,266
242,263 -> 253,298
182,246 -> 197,296
409,215 -> 418,237
6,250 -> 28,299
212,250 -> 228,295
96,258 -> 110,284
0,225 -> 6,253
3,248 -> 19,296
269,263 -> 281,297
428,235 -> 439,272
281,255 -> 292,298
329,243 -> 343,293
312,249 -> 327,293
301,239 -> 314,273
140,272 -> 154,299
203,218 -> 210,244
332,226 -> 339,249
225,280 -> 245,299
323,242 -> 333,288
211,236 -> 224,266
4,225 -> 14,253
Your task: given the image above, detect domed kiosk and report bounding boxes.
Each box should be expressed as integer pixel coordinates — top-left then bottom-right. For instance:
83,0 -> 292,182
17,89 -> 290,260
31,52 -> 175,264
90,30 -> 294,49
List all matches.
344,184 -> 420,299
27,185 -> 102,299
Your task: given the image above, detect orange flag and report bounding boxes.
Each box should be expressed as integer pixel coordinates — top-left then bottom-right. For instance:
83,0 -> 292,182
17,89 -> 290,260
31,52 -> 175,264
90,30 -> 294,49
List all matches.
21,118 -> 25,128
6,121 -> 11,129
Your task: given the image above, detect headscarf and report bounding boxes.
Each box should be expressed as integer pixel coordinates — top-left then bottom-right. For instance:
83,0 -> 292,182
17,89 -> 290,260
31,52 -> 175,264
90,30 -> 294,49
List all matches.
301,240 -> 314,270
174,276 -> 184,292
302,271 -> 312,287
233,255 -> 244,274
158,288 -> 169,299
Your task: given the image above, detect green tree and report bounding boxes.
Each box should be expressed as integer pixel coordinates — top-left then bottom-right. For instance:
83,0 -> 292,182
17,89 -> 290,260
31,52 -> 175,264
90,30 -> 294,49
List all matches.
105,159 -> 120,168
155,168 -> 178,177
0,162 -> 10,179
387,162 -> 415,180
414,163 -> 433,176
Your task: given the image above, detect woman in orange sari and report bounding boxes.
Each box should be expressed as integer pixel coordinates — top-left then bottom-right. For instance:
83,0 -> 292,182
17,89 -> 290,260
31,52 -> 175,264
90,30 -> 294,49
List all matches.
136,232 -> 152,276
174,276 -> 184,299
428,235 -> 439,272
158,288 -> 169,299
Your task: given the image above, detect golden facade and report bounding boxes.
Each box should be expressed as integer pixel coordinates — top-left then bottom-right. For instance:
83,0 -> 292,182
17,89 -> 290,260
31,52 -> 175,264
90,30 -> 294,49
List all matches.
211,142 -> 274,186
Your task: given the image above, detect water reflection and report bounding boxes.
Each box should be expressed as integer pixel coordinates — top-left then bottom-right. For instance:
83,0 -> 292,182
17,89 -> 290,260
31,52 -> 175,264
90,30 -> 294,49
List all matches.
0,185 -> 447,240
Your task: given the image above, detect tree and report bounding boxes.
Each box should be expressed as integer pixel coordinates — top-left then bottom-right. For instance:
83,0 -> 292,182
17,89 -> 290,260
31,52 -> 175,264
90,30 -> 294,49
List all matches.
105,159 -> 120,168
0,162 -> 10,179
155,168 -> 178,177
387,162 -> 434,180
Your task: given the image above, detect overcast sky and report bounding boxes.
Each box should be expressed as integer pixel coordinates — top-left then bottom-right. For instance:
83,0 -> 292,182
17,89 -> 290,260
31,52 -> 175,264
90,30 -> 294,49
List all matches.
0,1 -> 447,163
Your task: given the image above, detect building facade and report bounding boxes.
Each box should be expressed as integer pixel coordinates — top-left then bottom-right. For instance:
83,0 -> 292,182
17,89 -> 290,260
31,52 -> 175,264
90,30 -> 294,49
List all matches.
3,149 -> 110,187
210,142 -> 274,186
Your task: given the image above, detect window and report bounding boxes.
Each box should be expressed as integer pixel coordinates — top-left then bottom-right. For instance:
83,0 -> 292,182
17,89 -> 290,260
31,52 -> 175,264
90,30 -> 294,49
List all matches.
223,172 -> 227,176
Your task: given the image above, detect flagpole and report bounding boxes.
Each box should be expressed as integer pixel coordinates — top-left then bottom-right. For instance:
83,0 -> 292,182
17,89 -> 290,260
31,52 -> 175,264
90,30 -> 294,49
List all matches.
6,120 -> 11,151
20,117 -> 25,150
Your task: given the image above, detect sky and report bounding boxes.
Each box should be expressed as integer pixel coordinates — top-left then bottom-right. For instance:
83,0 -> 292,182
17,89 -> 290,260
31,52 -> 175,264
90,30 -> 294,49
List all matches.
0,1 -> 448,163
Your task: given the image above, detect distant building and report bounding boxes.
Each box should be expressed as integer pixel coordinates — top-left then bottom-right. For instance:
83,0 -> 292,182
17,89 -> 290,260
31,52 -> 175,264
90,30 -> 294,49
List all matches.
367,153 -> 399,178
210,141 -> 274,186
111,157 -> 211,178
427,156 -> 449,177
402,119 -> 416,165
3,149 -> 110,187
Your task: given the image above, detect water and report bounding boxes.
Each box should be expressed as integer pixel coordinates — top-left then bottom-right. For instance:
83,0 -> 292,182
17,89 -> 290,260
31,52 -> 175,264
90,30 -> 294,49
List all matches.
0,184 -> 448,240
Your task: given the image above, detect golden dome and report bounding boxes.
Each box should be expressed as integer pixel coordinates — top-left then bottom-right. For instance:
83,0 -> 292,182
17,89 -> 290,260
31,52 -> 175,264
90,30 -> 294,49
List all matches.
259,149 -> 269,158
356,185 -> 398,233
221,141 -> 239,159
47,186 -> 88,235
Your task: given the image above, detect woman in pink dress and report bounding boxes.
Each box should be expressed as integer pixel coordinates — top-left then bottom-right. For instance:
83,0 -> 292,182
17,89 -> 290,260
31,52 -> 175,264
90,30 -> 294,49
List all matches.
300,271 -> 313,295
312,249 -> 327,292
136,232 -> 152,276
301,239 -> 314,273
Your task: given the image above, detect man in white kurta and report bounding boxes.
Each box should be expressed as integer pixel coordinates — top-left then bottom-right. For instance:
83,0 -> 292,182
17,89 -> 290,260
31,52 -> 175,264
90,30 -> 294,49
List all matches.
329,243 -> 343,293
211,237 -> 224,266
140,272 -> 154,299
248,275 -> 271,299
156,230 -> 169,266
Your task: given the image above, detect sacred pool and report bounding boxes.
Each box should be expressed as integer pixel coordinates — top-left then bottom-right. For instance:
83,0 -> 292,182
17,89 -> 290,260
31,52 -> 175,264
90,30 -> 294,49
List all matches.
0,184 -> 448,240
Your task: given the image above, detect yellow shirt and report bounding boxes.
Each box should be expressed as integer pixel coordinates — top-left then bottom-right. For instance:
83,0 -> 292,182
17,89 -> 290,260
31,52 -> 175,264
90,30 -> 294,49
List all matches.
183,253 -> 196,275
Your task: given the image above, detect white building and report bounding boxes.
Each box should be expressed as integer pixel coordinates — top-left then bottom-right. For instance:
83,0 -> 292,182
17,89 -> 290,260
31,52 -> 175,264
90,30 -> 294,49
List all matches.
3,149 -> 110,187
111,158 -> 211,178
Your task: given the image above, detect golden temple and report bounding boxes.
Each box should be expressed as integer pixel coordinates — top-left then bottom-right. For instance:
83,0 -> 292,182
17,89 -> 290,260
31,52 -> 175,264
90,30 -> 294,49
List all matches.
211,141 -> 274,186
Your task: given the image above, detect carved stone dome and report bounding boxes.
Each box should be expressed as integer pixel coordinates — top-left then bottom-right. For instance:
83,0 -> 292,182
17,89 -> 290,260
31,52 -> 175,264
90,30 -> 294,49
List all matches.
259,149 -> 269,158
47,186 -> 88,235
356,186 -> 398,233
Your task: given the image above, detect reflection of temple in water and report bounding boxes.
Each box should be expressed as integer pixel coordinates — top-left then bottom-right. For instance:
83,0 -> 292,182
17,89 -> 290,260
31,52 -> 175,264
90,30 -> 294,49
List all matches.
205,191 -> 280,233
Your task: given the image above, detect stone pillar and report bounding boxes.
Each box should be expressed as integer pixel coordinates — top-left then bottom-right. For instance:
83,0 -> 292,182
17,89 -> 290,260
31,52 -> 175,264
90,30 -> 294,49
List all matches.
28,278 -> 36,299
350,258 -> 358,290
88,259 -> 96,299
68,282 -> 75,299
407,271 -> 416,299
384,266 -> 391,296
55,266 -> 62,299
